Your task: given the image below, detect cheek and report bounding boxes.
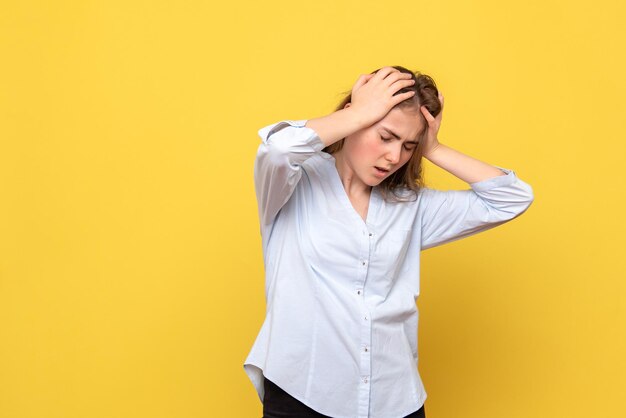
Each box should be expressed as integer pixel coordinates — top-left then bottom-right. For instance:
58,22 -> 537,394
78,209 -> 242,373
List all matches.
351,137 -> 380,161
399,151 -> 414,166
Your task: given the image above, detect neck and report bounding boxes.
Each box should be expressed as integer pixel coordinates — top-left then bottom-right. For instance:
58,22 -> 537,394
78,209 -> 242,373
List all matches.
333,150 -> 372,198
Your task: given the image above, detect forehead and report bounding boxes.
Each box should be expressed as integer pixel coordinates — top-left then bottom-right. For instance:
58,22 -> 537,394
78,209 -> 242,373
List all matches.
378,107 -> 424,141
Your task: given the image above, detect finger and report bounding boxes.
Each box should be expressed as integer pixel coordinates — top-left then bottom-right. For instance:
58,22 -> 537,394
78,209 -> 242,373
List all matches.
372,66 -> 399,81
359,74 -> 375,89
352,74 -> 370,91
390,78 -> 416,92
420,105 -> 436,124
384,71 -> 413,86
391,90 -> 416,106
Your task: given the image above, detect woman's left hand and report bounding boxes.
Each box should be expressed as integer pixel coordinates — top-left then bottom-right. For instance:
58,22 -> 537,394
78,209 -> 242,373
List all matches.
420,92 -> 444,158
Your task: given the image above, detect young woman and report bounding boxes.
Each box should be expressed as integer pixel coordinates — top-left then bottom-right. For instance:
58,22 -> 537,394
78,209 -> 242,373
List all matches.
244,66 -> 534,418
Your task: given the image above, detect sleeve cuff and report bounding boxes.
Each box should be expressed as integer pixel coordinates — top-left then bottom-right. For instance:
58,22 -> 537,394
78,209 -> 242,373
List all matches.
470,167 -> 517,192
257,119 -> 326,152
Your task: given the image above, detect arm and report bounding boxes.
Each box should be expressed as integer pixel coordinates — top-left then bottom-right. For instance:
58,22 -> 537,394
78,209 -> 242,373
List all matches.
255,67 -> 416,229
424,143 -> 507,184
304,107 -> 369,147
254,120 -> 324,230
417,94 -> 534,250
420,93 -> 507,183
418,169 -> 534,250
305,67 -> 417,146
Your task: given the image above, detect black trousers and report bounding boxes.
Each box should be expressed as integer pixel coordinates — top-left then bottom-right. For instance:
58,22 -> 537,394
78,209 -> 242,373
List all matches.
262,378 -> 425,418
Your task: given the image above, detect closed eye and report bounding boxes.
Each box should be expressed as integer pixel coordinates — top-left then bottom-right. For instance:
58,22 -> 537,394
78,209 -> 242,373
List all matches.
381,133 -> 416,151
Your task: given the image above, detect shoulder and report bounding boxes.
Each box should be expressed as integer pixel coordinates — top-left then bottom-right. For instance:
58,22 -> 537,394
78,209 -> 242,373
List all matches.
301,151 -> 335,175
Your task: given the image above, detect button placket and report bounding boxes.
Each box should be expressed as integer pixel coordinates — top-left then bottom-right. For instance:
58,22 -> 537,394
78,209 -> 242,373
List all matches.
357,226 -> 372,417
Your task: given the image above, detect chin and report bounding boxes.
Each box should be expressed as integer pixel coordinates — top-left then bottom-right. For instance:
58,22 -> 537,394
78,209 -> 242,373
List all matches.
368,178 -> 384,186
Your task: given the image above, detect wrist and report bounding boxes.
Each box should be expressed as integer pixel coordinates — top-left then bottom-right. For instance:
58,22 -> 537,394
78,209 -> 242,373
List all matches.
423,141 -> 443,161
342,107 -> 375,131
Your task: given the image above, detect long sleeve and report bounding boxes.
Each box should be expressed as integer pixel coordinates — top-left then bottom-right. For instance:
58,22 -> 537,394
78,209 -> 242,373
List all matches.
418,168 -> 534,250
254,119 -> 325,230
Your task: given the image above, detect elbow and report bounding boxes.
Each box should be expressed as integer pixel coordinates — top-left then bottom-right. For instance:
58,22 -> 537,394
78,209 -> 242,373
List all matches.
506,178 -> 535,216
257,142 -> 295,170
520,183 -> 535,213
492,183 -> 535,221
508,183 -> 535,219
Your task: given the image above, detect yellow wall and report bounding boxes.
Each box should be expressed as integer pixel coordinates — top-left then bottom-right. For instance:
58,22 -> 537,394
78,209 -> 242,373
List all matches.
1,1 -> 624,417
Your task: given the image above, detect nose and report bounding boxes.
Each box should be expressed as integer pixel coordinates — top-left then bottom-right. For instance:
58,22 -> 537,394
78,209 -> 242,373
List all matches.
385,143 -> 402,165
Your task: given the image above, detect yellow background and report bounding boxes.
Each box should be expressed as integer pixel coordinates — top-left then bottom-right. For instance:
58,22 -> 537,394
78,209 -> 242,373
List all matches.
1,1 -> 625,417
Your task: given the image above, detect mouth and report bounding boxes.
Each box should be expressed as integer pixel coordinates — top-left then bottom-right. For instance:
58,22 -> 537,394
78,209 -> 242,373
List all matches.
374,166 -> 390,177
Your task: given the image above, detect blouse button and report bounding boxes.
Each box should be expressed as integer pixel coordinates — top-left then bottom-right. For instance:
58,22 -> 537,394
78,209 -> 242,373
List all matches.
362,261 -> 366,266
369,232 -> 373,237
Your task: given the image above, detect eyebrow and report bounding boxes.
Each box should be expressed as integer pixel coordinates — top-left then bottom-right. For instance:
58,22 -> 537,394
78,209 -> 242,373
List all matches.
382,126 -> 418,144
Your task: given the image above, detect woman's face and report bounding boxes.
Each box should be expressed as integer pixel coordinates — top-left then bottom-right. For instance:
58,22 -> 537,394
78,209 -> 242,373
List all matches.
340,105 -> 425,187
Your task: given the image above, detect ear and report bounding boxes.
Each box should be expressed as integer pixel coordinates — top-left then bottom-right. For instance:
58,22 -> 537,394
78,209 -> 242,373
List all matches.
344,102 -> 351,109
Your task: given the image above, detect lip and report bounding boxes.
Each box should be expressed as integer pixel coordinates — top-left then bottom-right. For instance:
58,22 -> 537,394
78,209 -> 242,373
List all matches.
373,166 -> 390,178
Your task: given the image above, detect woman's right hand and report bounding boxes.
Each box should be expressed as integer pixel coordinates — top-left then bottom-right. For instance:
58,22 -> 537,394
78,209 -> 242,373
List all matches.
348,67 -> 416,126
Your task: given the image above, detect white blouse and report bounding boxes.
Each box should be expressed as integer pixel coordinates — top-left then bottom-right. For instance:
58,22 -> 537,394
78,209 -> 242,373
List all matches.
244,119 -> 534,418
